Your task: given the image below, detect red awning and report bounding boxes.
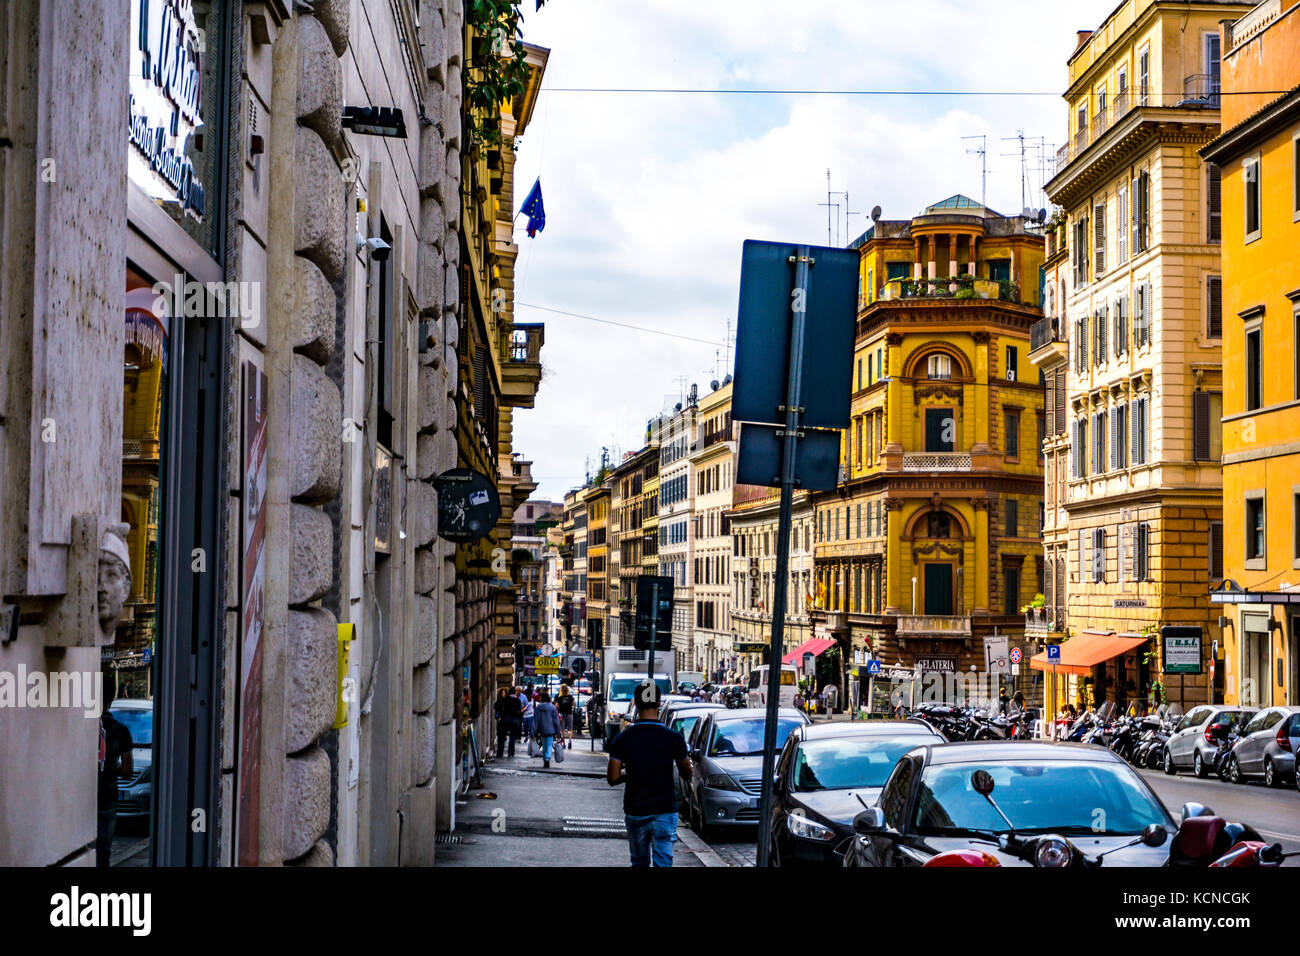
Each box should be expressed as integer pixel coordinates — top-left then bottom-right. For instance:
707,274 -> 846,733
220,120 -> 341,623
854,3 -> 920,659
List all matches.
782,638 -> 836,666
1030,633 -> 1148,677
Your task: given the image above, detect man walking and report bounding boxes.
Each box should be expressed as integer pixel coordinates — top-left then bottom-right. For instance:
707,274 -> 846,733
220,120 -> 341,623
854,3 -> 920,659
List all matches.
606,681 -> 692,867
495,686 -> 523,757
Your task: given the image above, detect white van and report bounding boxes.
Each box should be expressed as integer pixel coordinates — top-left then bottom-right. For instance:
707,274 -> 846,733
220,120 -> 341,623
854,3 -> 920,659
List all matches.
747,665 -> 798,708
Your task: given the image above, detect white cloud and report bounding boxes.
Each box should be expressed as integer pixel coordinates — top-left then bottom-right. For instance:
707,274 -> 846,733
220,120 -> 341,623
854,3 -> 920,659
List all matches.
511,0 -> 1118,500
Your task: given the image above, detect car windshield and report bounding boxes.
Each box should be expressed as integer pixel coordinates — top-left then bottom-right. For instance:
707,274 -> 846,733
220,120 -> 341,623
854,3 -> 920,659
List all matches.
111,708 -> 153,747
913,762 -> 1167,836
672,716 -> 701,739
708,717 -> 803,756
793,736 -> 933,791
608,678 -> 671,701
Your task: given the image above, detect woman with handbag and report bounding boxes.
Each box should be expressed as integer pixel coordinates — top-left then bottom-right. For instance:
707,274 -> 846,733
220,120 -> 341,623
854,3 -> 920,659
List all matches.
533,691 -> 563,768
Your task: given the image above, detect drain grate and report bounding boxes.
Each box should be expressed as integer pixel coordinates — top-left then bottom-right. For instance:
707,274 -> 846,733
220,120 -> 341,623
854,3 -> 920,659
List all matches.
435,833 -> 476,845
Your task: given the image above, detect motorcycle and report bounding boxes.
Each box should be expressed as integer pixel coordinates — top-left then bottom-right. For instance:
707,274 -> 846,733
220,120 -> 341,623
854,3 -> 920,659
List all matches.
1167,802 -> 1298,868
1208,721 -> 1241,781
1132,715 -> 1170,769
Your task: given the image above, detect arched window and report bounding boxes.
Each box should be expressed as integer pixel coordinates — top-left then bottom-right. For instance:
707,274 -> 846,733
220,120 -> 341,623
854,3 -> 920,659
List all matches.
927,353 -> 953,379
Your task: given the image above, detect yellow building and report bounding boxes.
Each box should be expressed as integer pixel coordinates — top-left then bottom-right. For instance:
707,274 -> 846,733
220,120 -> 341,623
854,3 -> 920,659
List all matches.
689,379 -> 736,675
1203,0 -> 1300,707
608,444 -> 658,645
583,483 -> 611,649
1040,0 -> 1250,712
813,196 -> 1046,712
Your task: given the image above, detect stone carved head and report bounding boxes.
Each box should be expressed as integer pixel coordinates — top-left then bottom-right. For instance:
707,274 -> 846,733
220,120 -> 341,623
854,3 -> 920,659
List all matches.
98,523 -> 133,642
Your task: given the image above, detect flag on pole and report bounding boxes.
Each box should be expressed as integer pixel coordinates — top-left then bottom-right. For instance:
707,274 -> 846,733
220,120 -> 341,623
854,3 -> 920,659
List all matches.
520,178 -> 546,237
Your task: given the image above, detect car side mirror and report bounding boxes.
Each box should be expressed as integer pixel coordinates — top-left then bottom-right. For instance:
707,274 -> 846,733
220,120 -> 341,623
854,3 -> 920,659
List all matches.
1140,823 -> 1168,848
852,807 -> 886,835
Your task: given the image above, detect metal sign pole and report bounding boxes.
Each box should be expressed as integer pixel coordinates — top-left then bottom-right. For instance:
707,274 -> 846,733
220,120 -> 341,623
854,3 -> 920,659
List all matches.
756,249 -> 812,868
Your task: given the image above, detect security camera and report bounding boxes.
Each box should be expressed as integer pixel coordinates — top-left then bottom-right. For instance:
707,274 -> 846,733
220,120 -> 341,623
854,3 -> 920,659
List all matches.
358,234 -> 391,261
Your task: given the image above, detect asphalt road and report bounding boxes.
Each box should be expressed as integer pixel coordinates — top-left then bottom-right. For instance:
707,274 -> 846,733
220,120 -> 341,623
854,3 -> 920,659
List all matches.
1138,767 -> 1300,862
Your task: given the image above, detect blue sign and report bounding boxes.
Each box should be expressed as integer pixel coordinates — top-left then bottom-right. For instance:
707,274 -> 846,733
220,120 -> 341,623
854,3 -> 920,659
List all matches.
1047,644 -> 1061,662
866,659 -> 882,675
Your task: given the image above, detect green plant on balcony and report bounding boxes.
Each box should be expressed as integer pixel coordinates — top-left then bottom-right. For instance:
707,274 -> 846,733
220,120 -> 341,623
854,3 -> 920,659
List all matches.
465,1 -> 535,148
998,279 -> 1020,303
1019,593 -> 1046,614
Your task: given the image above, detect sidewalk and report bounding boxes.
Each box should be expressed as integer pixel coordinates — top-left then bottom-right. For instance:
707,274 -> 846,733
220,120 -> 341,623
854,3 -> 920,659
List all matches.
435,732 -> 725,867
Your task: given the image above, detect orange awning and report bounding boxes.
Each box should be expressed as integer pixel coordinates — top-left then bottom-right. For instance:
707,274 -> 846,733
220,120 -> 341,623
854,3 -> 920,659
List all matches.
1030,633 -> 1148,677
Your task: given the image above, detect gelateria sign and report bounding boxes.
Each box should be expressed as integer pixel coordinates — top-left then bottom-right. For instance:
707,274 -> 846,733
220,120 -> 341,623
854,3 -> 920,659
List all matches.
128,0 -> 206,219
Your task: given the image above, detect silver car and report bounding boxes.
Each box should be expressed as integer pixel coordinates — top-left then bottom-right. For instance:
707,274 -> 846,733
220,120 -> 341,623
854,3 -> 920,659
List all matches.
1162,704 -> 1256,778
1223,705 -> 1300,787
685,707 -> 809,840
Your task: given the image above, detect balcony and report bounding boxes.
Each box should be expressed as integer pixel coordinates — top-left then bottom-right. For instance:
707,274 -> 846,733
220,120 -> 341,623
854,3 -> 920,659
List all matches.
500,323 -> 544,409
1030,316 -> 1066,352
902,451 -> 971,472
1024,605 -> 1066,636
896,615 -> 972,640
879,276 -> 1020,304
1182,74 -> 1220,108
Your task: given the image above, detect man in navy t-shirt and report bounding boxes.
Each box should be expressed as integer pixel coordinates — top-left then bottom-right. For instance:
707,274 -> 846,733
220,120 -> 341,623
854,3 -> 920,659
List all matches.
607,680 -> 692,867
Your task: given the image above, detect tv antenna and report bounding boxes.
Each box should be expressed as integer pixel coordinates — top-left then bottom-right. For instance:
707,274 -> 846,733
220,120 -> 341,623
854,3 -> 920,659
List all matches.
1001,130 -> 1031,214
817,168 -> 840,245
963,135 -> 987,208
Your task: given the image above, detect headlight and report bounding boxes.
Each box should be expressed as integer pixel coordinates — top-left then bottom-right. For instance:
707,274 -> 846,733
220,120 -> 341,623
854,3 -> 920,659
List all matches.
787,813 -> 836,842
1033,837 -> 1072,868
704,773 -> 741,791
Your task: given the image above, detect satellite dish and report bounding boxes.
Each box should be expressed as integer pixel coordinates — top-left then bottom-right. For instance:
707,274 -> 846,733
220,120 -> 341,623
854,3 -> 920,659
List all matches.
871,205 -> 882,222
1038,208 -> 1047,223
711,379 -> 720,391
1022,206 -> 1033,219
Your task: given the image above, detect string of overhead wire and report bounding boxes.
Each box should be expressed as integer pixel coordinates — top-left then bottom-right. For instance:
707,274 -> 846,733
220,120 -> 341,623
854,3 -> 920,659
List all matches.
542,87 -> 1294,97
515,301 -> 728,346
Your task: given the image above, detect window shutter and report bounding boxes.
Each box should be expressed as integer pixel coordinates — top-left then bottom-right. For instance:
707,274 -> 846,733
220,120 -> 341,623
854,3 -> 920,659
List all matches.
1117,187 -> 1128,261
1139,171 -> 1150,251
1137,522 -> 1150,580
1099,304 -> 1108,362
1193,390 -> 1211,461
1131,174 -> 1142,252
1140,396 -> 1149,464
1055,370 -> 1066,435
1072,420 -> 1081,477
1209,523 -> 1223,579
1207,162 -> 1222,242
1207,276 -> 1222,338
1116,295 -> 1127,354
1079,528 -> 1088,581
1093,528 -> 1106,581
1109,407 -> 1119,469
1055,551 -> 1065,609
1094,204 -> 1106,274
1046,377 -> 1055,435
1006,499 -> 1018,537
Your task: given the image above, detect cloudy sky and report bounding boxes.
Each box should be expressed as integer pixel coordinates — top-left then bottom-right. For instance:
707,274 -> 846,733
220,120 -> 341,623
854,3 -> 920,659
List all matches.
509,0 -> 1118,501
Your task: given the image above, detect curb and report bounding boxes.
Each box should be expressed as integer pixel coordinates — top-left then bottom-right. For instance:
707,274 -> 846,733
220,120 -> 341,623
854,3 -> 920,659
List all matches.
675,825 -> 729,867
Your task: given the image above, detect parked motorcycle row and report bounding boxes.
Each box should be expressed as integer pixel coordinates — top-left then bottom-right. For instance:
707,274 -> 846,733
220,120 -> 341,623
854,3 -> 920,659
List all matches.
911,703 -> 1037,742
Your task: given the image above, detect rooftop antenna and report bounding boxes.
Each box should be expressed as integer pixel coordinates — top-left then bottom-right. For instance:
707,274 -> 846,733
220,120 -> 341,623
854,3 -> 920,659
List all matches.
841,191 -> 862,244
963,135 -> 987,208
817,168 -> 840,245
1000,130 -> 1030,213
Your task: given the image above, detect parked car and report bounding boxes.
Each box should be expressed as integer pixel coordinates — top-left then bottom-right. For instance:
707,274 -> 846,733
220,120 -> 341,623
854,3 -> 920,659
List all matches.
1162,704 -> 1257,778
661,702 -> 725,807
108,699 -> 153,820
1222,705 -> 1300,787
769,720 -> 945,866
685,708 -> 809,840
843,741 -> 1178,867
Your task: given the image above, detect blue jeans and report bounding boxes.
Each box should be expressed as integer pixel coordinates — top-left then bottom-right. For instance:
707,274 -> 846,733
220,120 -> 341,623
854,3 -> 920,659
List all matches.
625,812 -> 677,867
541,734 -> 555,760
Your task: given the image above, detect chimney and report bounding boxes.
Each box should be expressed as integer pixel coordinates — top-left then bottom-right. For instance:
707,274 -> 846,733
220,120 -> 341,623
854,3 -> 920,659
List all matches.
1075,30 -> 1093,53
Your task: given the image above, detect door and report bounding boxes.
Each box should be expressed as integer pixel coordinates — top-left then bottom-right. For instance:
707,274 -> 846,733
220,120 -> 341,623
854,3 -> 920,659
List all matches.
1242,625 -> 1270,707
1237,709 -> 1271,772
1169,706 -> 1208,765
924,564 -> 954,616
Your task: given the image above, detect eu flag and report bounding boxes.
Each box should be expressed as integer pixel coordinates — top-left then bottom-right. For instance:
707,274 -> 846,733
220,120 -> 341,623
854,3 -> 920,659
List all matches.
520,178 -> 546,237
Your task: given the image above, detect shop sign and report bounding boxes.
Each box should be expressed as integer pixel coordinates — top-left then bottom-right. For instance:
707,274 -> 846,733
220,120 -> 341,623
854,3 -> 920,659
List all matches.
1161,627 -> 1202,675
129,0 -> 207,218
915,656 -> 957,673
1114,598 -> 1147,608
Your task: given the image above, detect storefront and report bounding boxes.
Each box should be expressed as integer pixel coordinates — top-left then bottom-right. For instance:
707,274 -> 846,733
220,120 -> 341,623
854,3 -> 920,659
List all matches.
109,0 -> 234,866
